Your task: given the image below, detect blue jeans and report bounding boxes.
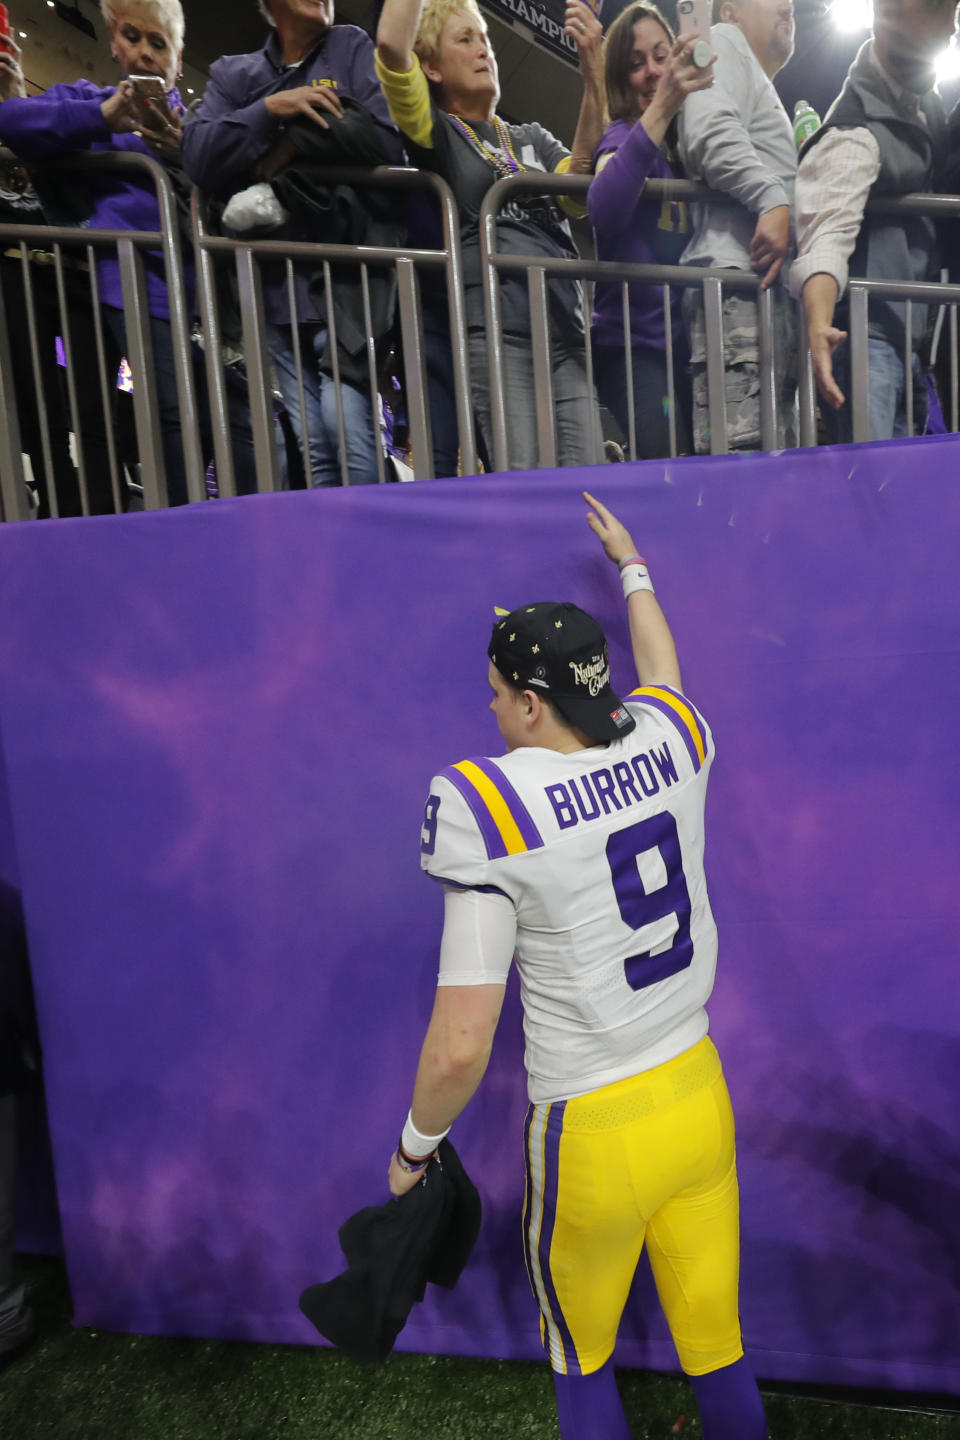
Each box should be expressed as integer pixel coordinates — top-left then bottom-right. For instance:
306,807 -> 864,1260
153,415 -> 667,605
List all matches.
468,330 -> 602,471
826,337 -> 925,443
267,323 -> 381,487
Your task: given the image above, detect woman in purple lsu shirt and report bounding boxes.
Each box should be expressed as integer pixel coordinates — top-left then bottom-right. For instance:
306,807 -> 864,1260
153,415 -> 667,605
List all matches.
588,5 -> 713,460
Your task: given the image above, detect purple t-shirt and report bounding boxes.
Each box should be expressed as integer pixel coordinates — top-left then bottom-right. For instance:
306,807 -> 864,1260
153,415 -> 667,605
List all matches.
0,79 -> 188,318
588,117 -> 690,352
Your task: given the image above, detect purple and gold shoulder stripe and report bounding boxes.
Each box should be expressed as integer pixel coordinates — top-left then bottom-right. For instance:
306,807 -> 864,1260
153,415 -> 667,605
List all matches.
440,758 -> 545,860
627,686 -> 708,774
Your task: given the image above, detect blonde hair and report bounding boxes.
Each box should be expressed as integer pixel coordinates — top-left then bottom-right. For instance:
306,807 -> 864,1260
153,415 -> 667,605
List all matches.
100,0 -> 185,51
414,0 -> 487,68
257,0 -> 276,24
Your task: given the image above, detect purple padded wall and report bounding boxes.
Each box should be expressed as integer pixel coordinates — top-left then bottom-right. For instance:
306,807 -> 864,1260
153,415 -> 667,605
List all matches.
0,438 -> 958,1389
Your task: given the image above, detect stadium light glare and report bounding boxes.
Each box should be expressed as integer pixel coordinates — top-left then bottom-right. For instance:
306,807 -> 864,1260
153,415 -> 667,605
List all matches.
829,0 -> 872,31
936,40 -> 960,83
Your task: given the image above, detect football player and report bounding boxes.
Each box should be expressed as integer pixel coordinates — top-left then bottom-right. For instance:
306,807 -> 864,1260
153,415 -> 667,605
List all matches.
388,492 -> 767,1440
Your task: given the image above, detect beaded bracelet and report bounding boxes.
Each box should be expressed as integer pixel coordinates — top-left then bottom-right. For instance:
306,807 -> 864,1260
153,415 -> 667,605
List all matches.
395,1144 -> 431,1174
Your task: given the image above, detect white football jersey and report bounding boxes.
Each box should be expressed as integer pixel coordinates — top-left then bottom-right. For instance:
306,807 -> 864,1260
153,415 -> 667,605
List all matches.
420,686 -> 719,1104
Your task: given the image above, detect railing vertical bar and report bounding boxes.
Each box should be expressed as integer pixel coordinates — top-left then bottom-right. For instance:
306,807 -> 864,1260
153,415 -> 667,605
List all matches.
396,256 -> 432,481
757,283 -> 777,451
190,190 -> 236,497
702,276 -> 727,455
359,263 -> 387,485
797,299 -> 817,448
117,237 -> 166,509
235,246 -> 281,491
428,175 -> 474,475
152,160 -> 205,503
663,283 -> 677,459
87,250 -> 124,513
951,303 -> 959,433
54,244 -> 91,515
904,298 -> 914,438
849,285 -> 871,444
286,258 -> 312,490
582,278 -> 601,464
322,259 -> 350,487
529,267 -> 556,470
0,260 -> 28,521
480,204 -> 509,472
20,245 -> 58,515
622,283 -> 636,461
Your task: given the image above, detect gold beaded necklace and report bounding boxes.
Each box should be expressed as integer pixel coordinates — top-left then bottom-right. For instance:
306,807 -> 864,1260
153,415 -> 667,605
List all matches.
446,112 -> 524,177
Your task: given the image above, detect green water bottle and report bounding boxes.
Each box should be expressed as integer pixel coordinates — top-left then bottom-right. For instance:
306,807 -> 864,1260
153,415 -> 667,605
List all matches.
793,99 -> 821,149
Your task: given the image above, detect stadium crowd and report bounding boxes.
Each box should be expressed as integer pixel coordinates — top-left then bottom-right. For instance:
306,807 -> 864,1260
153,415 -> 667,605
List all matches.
0,0 -> 957,511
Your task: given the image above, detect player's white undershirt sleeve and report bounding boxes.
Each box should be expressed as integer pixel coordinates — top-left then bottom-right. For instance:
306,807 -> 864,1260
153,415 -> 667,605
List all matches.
437,886 -> 517,986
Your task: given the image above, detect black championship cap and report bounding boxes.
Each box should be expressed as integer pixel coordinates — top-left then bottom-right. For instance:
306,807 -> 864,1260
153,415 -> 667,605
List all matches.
488,602 -> 636,742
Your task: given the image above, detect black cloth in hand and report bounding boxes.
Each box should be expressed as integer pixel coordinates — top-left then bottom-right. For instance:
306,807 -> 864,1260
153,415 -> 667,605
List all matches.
298,1138 -> 481,1363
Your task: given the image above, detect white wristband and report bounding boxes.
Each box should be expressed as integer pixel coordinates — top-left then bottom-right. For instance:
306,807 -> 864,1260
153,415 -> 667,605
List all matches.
401,1110 -> 450,1160
619,555 -> 654,599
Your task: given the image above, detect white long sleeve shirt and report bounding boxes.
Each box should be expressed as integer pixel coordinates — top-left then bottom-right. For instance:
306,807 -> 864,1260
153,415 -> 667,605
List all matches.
678,23 -> 796,274
788,127 -> 880,299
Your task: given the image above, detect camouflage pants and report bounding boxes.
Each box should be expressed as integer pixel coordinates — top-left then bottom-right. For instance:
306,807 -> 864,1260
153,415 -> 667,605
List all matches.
682,285 -> 798,453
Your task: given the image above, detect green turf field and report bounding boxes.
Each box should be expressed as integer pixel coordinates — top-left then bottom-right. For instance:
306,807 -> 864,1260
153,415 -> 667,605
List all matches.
4,1256 -> 959,1439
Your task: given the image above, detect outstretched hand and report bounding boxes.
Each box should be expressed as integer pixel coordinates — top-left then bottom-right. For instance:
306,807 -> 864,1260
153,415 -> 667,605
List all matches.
808,322 -> 848,409
583,491 -> 639,566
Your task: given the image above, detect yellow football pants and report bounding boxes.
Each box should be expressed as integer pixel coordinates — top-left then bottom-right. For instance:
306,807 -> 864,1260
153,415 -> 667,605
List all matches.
522,1036 -> 744,1377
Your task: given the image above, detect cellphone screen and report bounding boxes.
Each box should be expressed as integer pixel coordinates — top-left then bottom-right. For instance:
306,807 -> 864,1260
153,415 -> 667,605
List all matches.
128,75 -> 172,125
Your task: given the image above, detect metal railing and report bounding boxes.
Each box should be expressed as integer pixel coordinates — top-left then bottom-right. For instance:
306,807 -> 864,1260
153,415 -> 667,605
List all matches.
481,172 -> 850,467
191,166 -> 476,493
0,148 -> 202,520
1,151 -> 959,521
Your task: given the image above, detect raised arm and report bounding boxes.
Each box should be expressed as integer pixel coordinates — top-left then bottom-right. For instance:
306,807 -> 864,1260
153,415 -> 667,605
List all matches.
583,491 -> 682,691
564,0 -> 605,175
376,0 -> 422,74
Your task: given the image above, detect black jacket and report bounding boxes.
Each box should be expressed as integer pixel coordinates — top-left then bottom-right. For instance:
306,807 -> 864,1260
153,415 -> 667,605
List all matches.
272,98 -> 406,386
299,1138 -> 481,1363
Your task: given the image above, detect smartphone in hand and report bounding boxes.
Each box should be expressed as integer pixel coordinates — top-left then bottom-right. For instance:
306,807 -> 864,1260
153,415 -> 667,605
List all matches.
675,0 -> 713,67
128,74 -> 172,126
